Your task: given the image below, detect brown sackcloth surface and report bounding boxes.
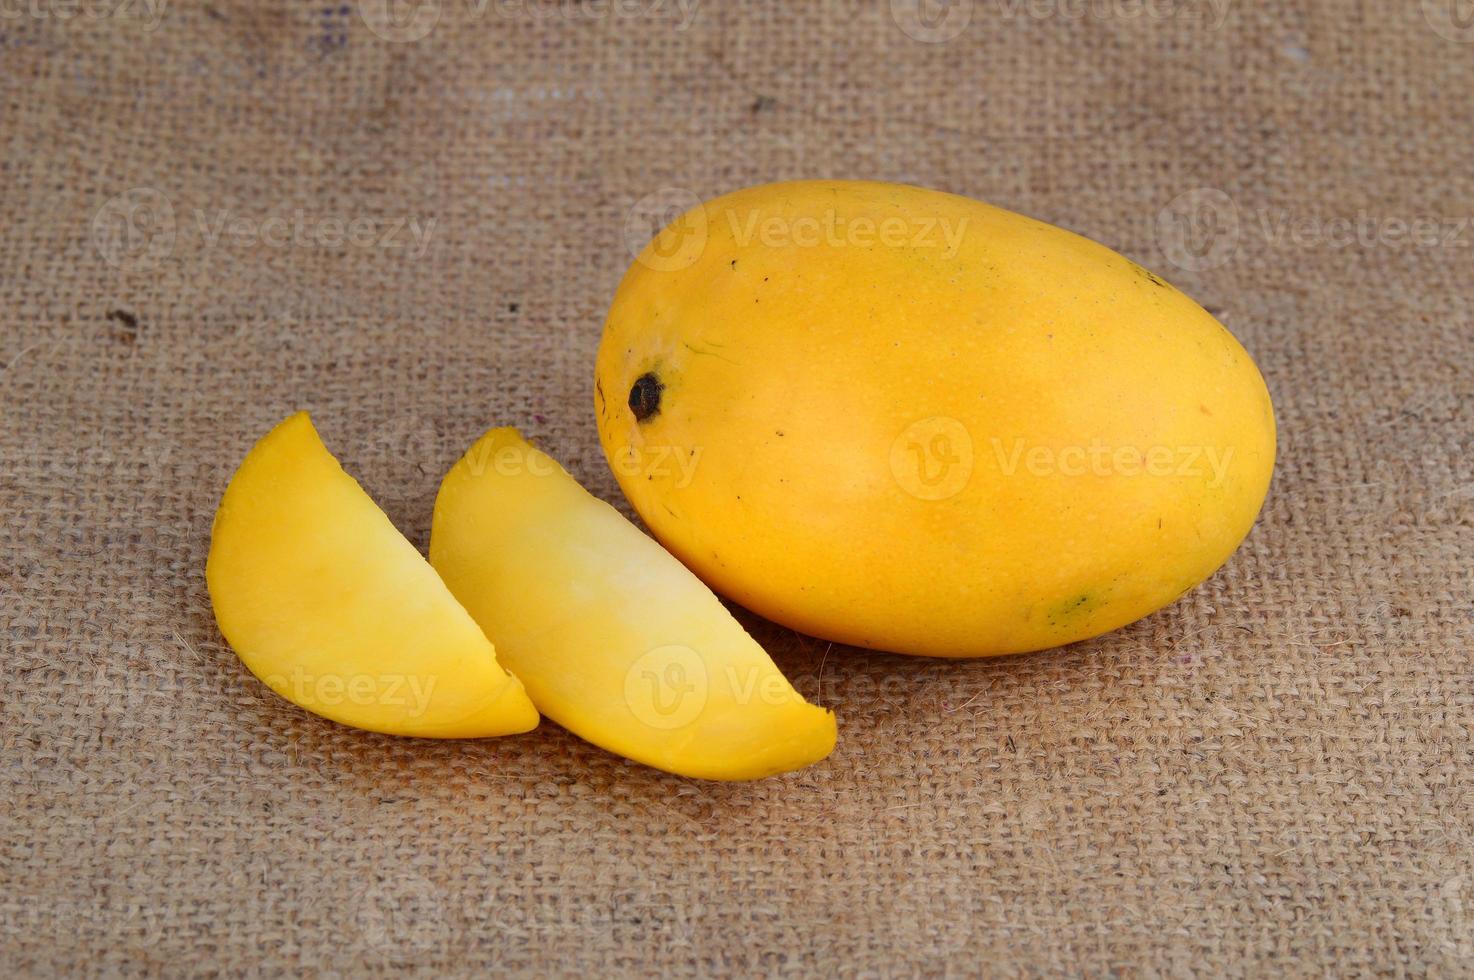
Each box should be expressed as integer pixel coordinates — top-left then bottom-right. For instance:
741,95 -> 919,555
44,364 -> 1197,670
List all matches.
3,1 -> 1472,975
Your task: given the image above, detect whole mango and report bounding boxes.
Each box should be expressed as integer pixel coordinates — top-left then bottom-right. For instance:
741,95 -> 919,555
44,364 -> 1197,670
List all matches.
596,180 -> 1275,658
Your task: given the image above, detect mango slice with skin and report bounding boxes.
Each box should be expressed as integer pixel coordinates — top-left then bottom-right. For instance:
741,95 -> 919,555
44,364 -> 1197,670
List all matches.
207,413 -> 539,737
430,428 -> 837,780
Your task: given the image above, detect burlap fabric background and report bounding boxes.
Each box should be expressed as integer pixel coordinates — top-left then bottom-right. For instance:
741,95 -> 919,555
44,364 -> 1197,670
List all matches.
3,0 -> 1471,975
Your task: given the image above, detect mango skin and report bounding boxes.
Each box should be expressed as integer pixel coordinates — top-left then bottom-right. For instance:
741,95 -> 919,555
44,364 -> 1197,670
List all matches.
596,180 -> 1276,658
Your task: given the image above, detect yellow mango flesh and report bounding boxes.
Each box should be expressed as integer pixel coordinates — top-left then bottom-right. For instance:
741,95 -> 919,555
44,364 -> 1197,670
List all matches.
429,428 -> 836,780
207,413 -> 538,737
596,180 -> 1276,658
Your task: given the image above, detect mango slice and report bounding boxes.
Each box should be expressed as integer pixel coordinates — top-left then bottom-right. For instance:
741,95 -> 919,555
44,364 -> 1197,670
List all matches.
430,428 -> 836,780
207,413 -> 538,737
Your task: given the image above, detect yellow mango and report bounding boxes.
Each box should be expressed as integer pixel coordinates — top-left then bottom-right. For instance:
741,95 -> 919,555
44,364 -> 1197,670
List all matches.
597,180 -> 1276,658
207,413 -> 538,736
430,428 -> 836,780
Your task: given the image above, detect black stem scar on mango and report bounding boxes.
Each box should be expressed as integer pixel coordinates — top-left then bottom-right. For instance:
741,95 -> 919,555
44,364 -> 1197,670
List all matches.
629,372 -> 663,422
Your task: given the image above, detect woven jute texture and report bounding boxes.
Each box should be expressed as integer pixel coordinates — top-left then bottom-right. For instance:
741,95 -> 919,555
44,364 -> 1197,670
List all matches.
3,1 -> 1472,975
